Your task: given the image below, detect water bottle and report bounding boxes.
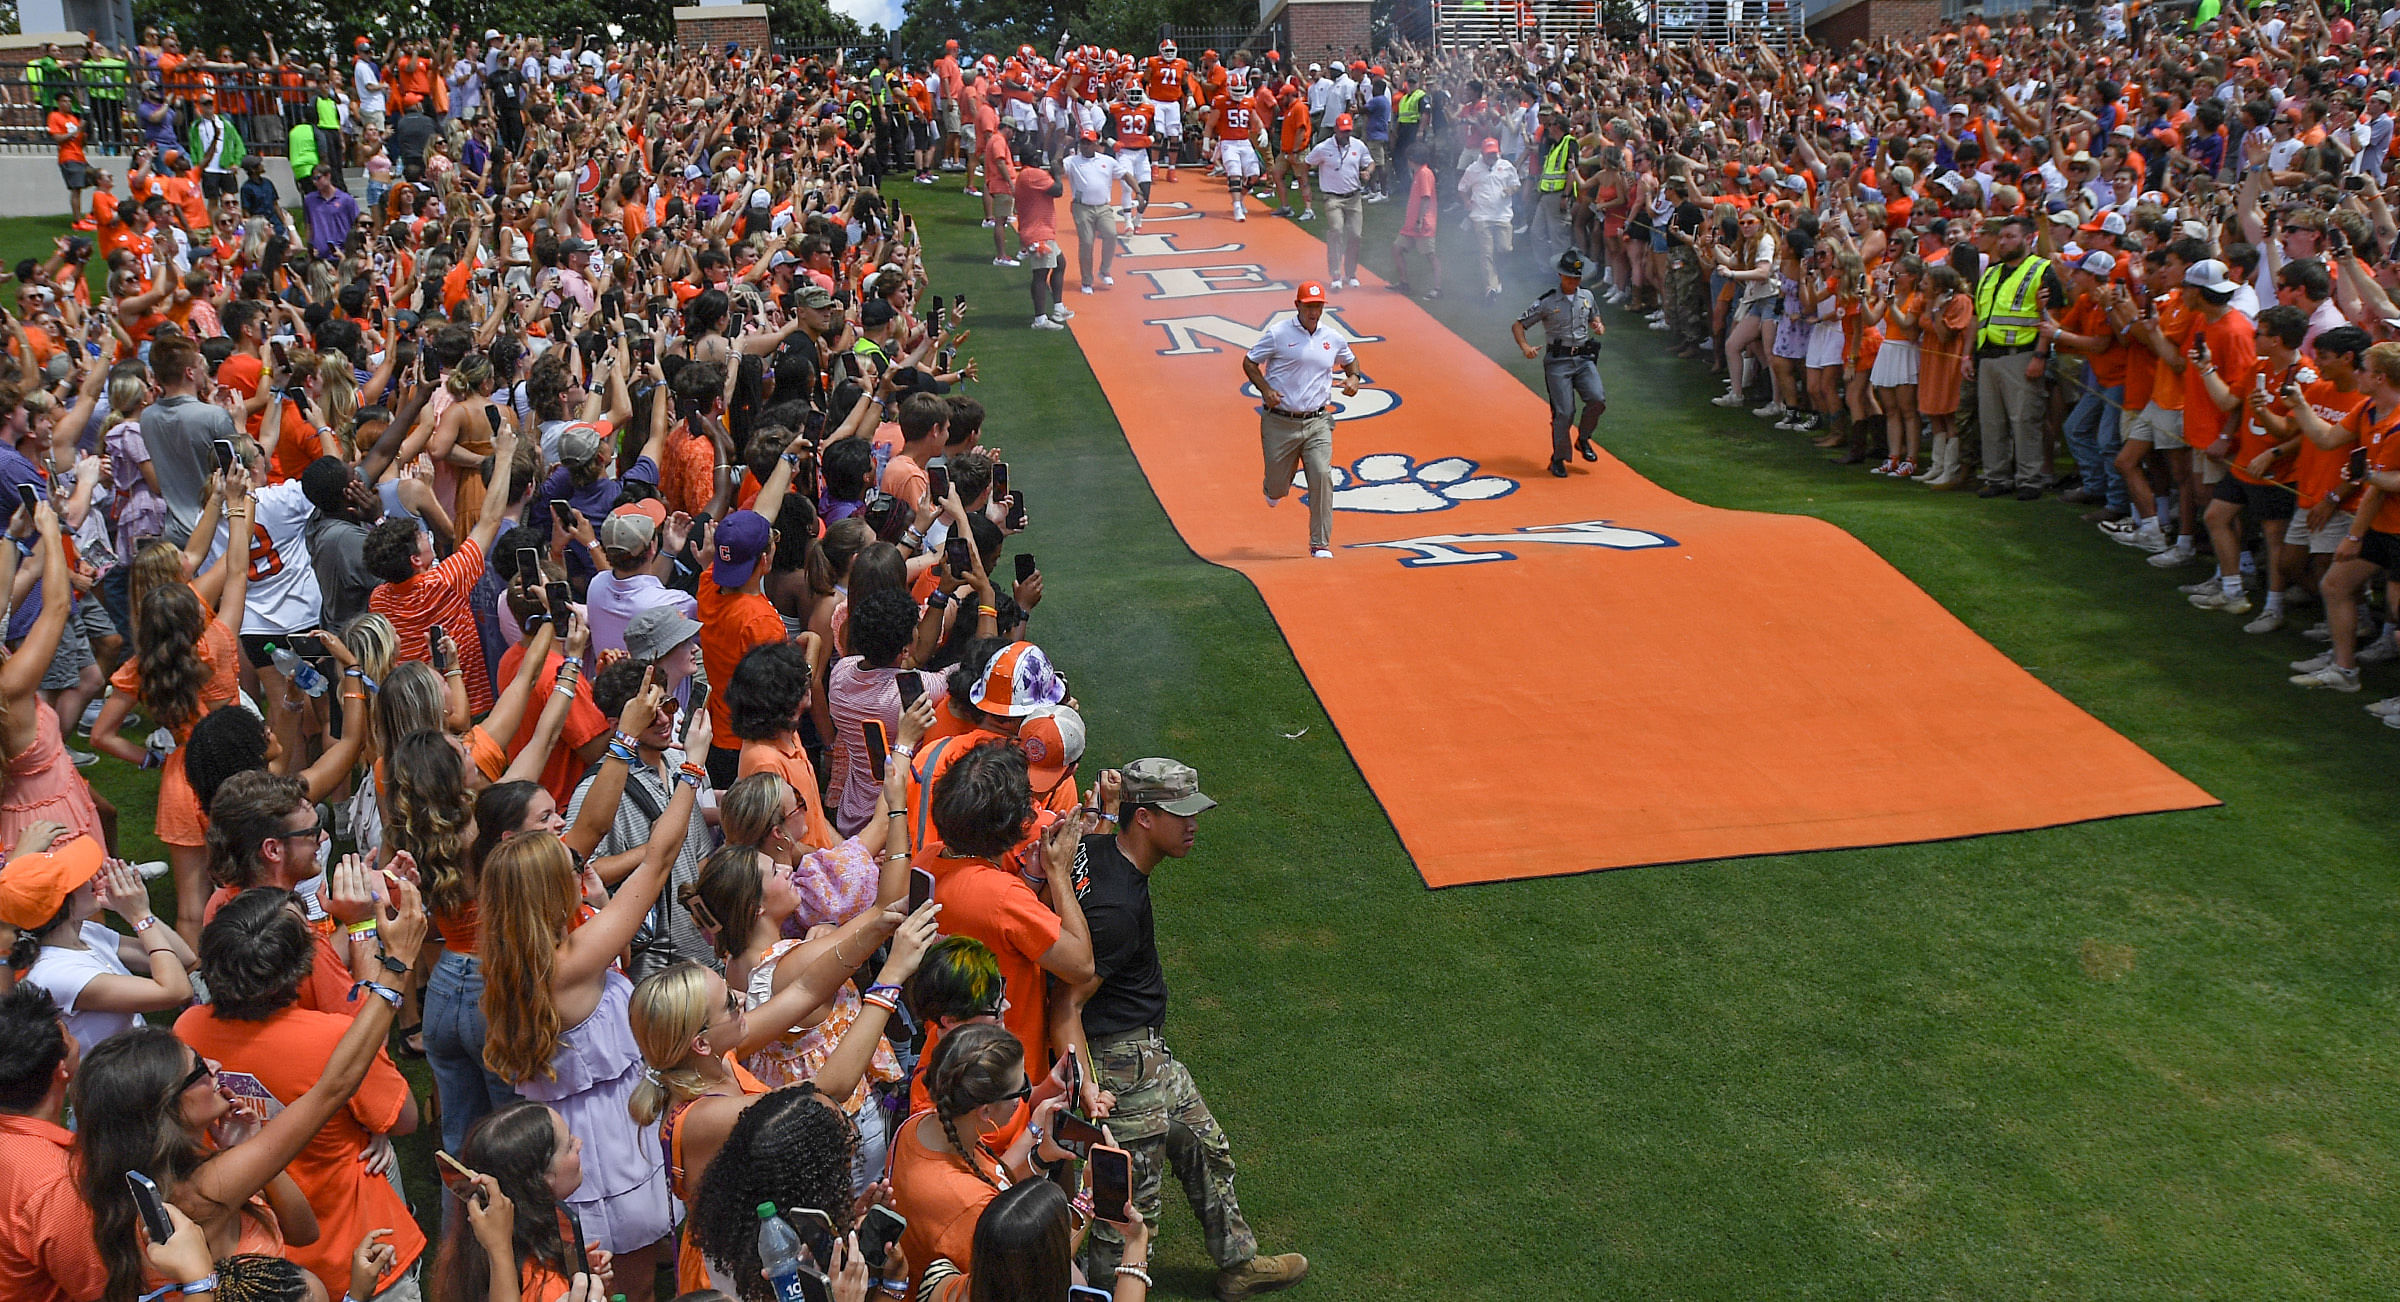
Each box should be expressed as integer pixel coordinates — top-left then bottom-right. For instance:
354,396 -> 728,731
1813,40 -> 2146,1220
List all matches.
756,1203 -> 809,1302
269,645 -> 329,699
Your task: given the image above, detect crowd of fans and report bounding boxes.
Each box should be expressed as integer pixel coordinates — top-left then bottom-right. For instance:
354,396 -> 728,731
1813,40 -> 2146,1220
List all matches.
0,28 -> 1316,1302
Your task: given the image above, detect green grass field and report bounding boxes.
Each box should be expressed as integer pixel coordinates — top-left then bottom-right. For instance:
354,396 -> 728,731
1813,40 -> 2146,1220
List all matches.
16,170 -> 2400,1297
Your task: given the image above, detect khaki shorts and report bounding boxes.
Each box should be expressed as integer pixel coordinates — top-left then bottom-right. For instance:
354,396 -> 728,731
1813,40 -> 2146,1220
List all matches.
989,191 -> 1014,222
1392,232 -> 1436,256
2285,506 -> 2357,553
2124,402 -> 2185,450
1073,201 -> 1117,241
1023,241 -> 1061,269
2198,453 -> 2226,486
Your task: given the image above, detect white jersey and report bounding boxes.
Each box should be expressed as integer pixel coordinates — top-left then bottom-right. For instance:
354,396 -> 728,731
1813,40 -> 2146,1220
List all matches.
223,479 -> 322,637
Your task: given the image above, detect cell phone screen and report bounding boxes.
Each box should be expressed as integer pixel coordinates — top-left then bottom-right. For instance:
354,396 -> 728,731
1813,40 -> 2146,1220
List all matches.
896,670 -> 924,709
517,547 -> 541,581
558,1206 -> 593,1274
214,440 -> 237,472
1015,553 -> 1037,584
1070,1287 -> 1114,1302
908,866 -> 935,914
1090,1145 -> 1133,1223
944,537 -> 972,576
551,499 -> 574,525
858,1206 -> 907,1272
1005,491 -> 1028,532
2351,448 -> 2370,481
546,580 -> 574,617
862,718 -> 890,782
992,460 -> 1009,498
15,483 -> 38,516
1054,1110 -> 1106,1158
928,465 -> 950,502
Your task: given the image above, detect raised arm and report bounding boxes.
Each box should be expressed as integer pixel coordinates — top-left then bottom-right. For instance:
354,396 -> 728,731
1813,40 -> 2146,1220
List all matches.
465,417 -> 520,557
555,700 -> 705,987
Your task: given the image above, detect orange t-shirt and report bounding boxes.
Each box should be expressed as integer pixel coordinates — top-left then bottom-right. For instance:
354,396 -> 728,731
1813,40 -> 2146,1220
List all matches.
736,735 -> 838,853
2228,358 -> 2312,484
657,425 -> 718,518
497,643 -> 610,809
2366,402 -> 2400,534
2292,383 -> 2371,508
2145,291 -> 2195,413
2181,306 -> 2256,451
890,1103 -> 1026,1296
47,110 -> 83,164
915,851 -> 1059,1070
696,580 -> 787,746
174,1004 -> 424,1298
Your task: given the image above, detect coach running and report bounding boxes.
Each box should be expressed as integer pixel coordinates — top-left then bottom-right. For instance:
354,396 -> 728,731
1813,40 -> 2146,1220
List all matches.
1244,280 -> 1359,559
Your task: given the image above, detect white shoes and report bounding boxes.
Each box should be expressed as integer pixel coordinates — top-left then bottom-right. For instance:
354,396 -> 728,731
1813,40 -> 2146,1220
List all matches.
1031,316 -> 1066,331
1233,203 -> 1247,222
1710,391 -> 1747,408
2241,608 -> 2286,634
2291,664 -> 2363,691
1050,304 -> 1074,322
2292,649 -> 2337,673
2188,587 -> 2252,614
1311,548 -> 1333,559
993,256 -> 1021,267
2366,695 -> 2400,718
1752,401 -> 1787,420
2360,635 -> 2400,664
2147,540 -> 2199,567
1346,277 -> 1360,289
1080,284 -> 1094,295
1101,275 -> 1115,287
981,218 -> 998,228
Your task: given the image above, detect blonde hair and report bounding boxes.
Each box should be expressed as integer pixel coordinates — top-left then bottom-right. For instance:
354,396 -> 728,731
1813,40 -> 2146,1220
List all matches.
628,962 -> 715,1126
477,833 -> 580,1084
316,356 -> 358,456
343,612 -> 398,684
2366,342 -> 2400,390
373,661 -> 451,759
106,370 -> 150,423
718,771 -> 793,850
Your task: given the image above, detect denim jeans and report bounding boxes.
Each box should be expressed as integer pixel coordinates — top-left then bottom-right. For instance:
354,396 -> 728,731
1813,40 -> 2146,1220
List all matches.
2063,381 -> 2127,509
423,949 -> 520,1211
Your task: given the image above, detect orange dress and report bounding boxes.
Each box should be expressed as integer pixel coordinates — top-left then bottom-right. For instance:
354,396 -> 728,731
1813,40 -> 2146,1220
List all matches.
109,614 -> 240,847
1915,293 -> 1976,417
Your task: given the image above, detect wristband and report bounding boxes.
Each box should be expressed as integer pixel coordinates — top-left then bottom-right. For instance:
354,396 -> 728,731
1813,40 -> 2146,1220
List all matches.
183,1277 -> 219,1297
865,983 -> 905,1002
891,742 -> 915,759
346,919 -> 379,937
345,667 -> 379,693
674,766 -> 705,789
977,604 -> 999,619
862,989 -> 902,1014
1115,1266 -> 1153,1286
350,980 -> 404,1008
132,915 -> 158,931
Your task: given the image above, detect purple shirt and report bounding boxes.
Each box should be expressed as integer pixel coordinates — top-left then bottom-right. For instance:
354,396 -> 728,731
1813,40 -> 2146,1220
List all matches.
302,186 -> 359,255
582,569 -> 696,664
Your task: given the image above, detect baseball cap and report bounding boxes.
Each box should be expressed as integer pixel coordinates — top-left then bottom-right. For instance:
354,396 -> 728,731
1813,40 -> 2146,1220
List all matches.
861,298 -> 899,328
2079,250 -> 2118,276
1295,280 -> 1328,304
1080,128 -> 1099,142
2080,210 -> 2127,235
711,509 -> 773,587
767,249 -> 800,270
682,162 -> 705,180
2184,258 -> 2240,295
557,420 -> 612,467
751,186 -> 773,208
1780,174 -> 1807,192
795,283 -> 837,309
624,604 -> 703,663
0,834 -> 104,930
1118,757 -> 1216,817
599,506 -> 659,556
1335,113 -> 1354,130
485,28 -> 501,39
1016,703 -> 1086,793
1481,137 -> 1500,154
969,642 -> 1065,718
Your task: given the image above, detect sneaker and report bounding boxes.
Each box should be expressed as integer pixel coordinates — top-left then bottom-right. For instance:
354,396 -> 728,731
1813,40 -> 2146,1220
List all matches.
1649,318 -> 1671,331
1264,494 -> 1280,509
1297,207 -> 1315,221
993,256 -> 1021,267
1346,277 -> 1360,289
2189,588 -> 2253,614
1215,1253 -> 1310,1302
1752,401 -> 1787,419
2303,620 -> 2334,642
2366,695 -> 2400,717
964,186 -> 984,196
1102,275 -> 1116,287
981,218 -> 998,228
1031,316 -> 1066,331
2291,664 -> 2363,692
67,748 -> 98,768
2146,541 -> 2199,567
1710,391 -> 1748,408
2292,649 -> 2337,673
1310,548 -> 1333,559
1870,458 -> 1899,476
2177,578 -> 2221,595
1080,284 -> 1095,295
78,698 -> 102,733
131,859 -> 170,881
1050,305 -> 1074,322
2242,609 -> 2287,635
1893,460 -> 1918,479
1233,203 -> 1247,222
2360,636 -> 2400,665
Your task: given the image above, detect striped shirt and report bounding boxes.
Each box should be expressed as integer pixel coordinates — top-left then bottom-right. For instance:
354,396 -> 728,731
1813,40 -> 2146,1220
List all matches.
368,536 -> 494,711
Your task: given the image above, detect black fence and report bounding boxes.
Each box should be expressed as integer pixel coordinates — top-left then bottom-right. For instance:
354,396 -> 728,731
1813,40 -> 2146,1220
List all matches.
1161,21 -> 1286,55
0,70 -> 303,157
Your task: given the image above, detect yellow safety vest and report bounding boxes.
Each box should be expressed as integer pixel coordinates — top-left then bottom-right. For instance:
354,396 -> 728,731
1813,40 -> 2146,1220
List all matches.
1540,135 -> 1571,193
1975,255 -> 2048,349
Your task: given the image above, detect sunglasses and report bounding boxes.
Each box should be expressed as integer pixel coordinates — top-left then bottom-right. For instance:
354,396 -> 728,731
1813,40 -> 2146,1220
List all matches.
277,817 -> 325,843
175,1057 -> 217,1094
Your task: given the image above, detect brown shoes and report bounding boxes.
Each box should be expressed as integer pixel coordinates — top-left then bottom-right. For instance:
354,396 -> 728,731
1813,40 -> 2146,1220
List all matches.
1216,1252 -> 1311,1301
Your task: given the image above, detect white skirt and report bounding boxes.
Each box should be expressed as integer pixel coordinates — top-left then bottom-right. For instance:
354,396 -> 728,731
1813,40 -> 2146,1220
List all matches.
1804,321 -> 1847,370
1870,338 -> 1921,387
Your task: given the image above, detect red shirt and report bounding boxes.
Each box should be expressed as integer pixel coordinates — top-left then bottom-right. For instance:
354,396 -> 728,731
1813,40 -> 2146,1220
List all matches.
369,536 -> 494,712
0,1115 -> 105,1302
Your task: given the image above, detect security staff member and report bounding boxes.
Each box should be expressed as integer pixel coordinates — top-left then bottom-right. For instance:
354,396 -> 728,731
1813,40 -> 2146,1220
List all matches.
1974,214 -> 2070,498
1514,250 -> 1606,477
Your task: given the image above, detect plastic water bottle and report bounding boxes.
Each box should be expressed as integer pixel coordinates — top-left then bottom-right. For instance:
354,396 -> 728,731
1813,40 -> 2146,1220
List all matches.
756,1203 -> 809,1302
269,645 -> 329,699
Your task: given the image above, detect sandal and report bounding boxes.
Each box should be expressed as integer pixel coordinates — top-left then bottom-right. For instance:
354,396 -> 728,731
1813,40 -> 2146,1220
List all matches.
397,1024 -> 426,1059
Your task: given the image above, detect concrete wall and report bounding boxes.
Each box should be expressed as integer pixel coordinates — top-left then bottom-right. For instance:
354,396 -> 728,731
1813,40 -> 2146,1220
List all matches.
0,152 -> 304,219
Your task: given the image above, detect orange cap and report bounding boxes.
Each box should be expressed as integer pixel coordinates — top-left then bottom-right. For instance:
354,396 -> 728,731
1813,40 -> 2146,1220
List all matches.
1295,280 -> 1327,303
0,835 -> 105,930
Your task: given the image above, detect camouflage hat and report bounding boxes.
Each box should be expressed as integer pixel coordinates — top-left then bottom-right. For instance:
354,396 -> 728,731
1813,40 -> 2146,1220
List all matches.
1120,758 -> 1215,817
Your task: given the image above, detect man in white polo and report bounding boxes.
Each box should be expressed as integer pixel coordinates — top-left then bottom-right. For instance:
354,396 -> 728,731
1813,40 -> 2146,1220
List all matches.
1060,129 -> 1131,295
1304,114 -> 1374,290
1242,281 -> 1360,559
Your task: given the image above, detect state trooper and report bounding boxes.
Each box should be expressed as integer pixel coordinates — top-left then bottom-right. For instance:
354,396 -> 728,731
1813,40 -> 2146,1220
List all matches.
1513,249 -> 1607,478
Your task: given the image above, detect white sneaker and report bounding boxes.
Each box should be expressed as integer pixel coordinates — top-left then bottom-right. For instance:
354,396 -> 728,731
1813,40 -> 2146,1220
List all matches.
993,256 -> 1021,267
1050,305 -> 1074,321
2242,608 -> 2287,634
2292,650 -> 2337,673
1102,275 -> 1115,287
132,859 -> 170,880
1710,391 -> 1748,408
1648,318 -> 1672,331
2146,541 -> 2199,567
2115,524 -> 2169,553
67,749 -> 97,768
1297,207 -> 1315,221
2291,664 -> 2363,691
2360,636 -> 2400,664
2366,695 -> 2400,717
1031,316 -> 1066,331
1311,548 -> 1334,559
78,698 -> 102,733
2189,588 -> 2253,614
1233,203 -> 1247,222
1752,401 -> 1787,419
1080,284 -> 1094,295
1346,277 -> 1360,289
2176,578 -> 2220,595
2303,620 -> 2334,642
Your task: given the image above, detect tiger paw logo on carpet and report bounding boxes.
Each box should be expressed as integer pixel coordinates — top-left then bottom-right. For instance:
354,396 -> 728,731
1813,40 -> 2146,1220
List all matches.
1296,454 -> 1518,513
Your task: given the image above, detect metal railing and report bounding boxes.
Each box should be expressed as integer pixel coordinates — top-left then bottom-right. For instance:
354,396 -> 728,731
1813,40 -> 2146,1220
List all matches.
1437,0 -> 1609,50
1649,0 -> 1803,50
0,70 -> 304,157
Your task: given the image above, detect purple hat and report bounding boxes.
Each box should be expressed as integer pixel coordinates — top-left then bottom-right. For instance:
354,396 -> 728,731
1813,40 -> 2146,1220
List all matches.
711,510 -> 772,588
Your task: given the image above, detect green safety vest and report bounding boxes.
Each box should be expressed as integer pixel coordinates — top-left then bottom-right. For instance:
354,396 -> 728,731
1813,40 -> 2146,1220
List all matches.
315,95 -> 340,130
2193,0 -> 2222,24
1396,88 -> 1424,124
84,56 -> 127,99
1539,135 -> 1572,193
1975,255 -> 2049,349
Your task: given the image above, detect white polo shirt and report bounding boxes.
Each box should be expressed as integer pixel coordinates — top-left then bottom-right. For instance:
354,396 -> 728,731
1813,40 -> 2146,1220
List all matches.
1304,136 -> 1371,196
1060,150 -> 1129,206
1245,316 -> 1354,414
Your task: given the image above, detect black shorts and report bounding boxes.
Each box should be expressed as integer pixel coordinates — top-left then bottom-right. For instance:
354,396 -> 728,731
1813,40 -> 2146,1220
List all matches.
58,160 -> 90,190
238,631 -> 334,677
2363,530 -> 2400,570
2212,475 -> 2298,522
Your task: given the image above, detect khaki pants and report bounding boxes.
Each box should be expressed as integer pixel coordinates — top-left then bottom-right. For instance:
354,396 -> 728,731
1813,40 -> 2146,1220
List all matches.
1977,349 -> 2046,488
1473,218 -> 1513,293
1321,192 -> 1366,278
1261,408 -> 1336,551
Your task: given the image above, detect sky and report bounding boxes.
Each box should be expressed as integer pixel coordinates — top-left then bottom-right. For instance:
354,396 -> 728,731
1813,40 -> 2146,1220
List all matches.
831,0 -> 908,33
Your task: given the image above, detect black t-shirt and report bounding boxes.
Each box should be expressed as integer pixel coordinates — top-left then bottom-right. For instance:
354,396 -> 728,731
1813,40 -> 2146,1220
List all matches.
1072,833 -> 1166,1038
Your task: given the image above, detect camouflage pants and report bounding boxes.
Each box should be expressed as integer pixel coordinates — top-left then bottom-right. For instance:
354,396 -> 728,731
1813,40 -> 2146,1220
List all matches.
1667,255 -> 1708,347
1082,1029 -> 1257,1275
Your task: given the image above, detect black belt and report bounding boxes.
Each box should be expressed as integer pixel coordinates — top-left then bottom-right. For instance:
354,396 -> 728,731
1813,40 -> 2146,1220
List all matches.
1978,343 -> 2037,357
1547,342 -> 1600,359
1322,190 -> 1360,198
1264,405 -> 1323,420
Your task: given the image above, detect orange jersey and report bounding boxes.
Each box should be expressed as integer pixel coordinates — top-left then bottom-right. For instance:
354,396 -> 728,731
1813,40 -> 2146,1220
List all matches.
1199,63 -> 1229,101
1001,62 -> 1035,104
1214,94 -> 1260,140
1142,56 -> 1190,102
1112,103 -> 1155,149
1067,57 -> 1101,100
